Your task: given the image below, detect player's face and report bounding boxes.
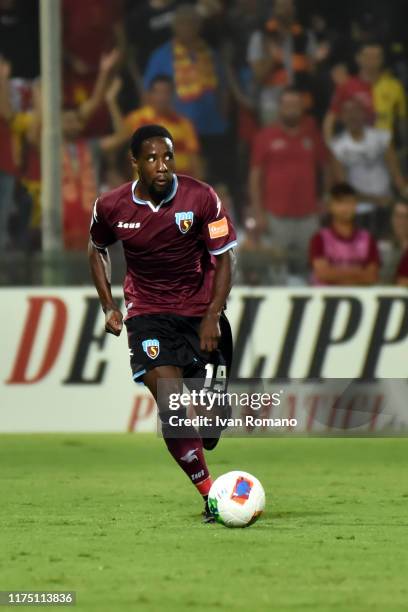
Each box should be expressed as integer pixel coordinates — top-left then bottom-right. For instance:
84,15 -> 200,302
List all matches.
330,196 -> 357,223
134,137 -> 175,199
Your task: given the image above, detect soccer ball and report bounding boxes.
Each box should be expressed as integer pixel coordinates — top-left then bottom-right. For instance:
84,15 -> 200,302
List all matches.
208,471 -> 265,527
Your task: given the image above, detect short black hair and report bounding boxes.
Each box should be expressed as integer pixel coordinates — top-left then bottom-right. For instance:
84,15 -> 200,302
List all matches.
330,182 -> 357,199
149,74 -> 174,89
130,124 -> 174,159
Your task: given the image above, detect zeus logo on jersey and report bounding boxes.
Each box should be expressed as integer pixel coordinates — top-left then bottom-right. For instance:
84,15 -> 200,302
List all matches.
117,221 -> 141,229
142,339 -> 160,359
175,211 -> 194,233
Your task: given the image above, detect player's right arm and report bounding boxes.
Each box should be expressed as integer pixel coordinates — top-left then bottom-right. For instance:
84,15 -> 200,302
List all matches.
88,199 -> 123,336
88,242 -> 123,336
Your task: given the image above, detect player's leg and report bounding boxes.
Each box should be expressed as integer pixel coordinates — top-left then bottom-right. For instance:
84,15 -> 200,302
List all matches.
142,365 -> 214,520
184,312 -> 234,451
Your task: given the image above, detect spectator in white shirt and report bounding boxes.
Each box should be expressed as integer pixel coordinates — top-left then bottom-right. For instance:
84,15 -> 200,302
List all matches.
331,98 -> 408,233
330,98 -> 408,233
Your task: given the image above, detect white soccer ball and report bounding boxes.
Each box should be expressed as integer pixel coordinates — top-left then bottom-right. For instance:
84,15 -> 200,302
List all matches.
208,470 -> 266,527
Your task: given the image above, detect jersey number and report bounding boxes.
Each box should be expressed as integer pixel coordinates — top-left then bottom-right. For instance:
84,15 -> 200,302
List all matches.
204,363 -> 227,393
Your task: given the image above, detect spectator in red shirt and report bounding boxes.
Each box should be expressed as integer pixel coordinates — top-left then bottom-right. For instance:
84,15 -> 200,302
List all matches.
323,42 -> 406,143
309,183 -> 380,286
250,87 -> 330,276
395,249 -> 408,286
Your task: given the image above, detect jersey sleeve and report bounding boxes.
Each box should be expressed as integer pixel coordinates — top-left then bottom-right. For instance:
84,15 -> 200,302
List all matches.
89,197 -> 117,249
201,187 -> 237,255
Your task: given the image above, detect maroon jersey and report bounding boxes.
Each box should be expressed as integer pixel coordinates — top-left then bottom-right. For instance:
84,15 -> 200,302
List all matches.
90,174 -> 237,318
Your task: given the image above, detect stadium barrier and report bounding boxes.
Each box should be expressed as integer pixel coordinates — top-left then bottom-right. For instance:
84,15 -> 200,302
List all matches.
0,287 -> 407,433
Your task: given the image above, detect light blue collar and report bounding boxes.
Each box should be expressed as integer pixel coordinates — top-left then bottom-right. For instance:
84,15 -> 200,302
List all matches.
131,175 -> 178,212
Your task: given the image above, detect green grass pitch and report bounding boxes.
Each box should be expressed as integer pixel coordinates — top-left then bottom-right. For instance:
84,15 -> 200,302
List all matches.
1,435 -> 407,611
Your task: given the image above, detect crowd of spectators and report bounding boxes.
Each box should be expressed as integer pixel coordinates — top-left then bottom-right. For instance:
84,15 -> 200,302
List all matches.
1,0 -> 408,286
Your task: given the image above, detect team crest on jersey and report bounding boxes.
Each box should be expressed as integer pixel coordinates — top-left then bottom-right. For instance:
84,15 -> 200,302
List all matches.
175,211 -> 194,233
142,339 -> 160,359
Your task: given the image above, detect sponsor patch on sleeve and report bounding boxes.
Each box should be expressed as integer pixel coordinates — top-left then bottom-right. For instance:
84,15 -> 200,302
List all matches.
208,217 -> 229,239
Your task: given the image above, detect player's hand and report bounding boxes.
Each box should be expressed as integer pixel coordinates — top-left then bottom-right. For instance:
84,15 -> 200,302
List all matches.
104,306 -> 123,336
199,313 -> 221,352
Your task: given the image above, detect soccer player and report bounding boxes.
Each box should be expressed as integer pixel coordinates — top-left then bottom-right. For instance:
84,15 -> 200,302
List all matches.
88,124 -> 237,522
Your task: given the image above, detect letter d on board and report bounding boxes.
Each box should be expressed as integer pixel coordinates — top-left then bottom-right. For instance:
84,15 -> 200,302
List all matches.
7,296 -> 67,384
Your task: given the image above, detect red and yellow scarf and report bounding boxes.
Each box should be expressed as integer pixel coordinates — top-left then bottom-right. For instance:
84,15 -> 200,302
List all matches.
173,39 -> 218,102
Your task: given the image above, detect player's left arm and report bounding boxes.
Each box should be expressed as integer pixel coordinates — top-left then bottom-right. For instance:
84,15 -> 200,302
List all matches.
89,198 -> 123,336
200,250 -> 236,352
